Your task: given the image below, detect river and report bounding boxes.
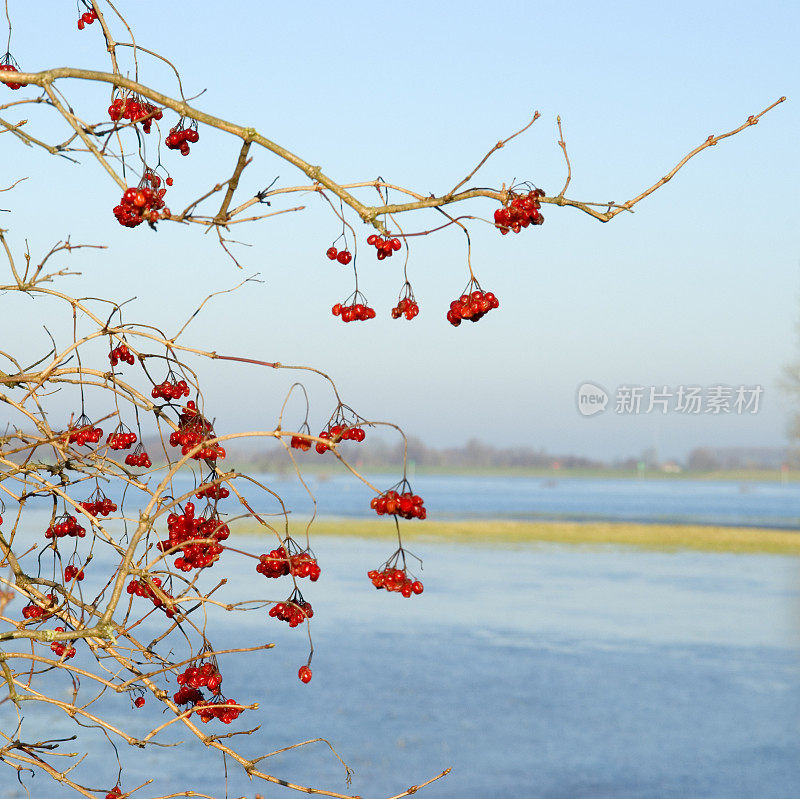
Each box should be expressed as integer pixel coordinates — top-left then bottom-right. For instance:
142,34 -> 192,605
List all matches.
2,533 -> 798,799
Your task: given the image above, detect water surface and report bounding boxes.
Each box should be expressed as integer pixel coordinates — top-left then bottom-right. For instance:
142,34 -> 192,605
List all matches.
2,537 -> 798,799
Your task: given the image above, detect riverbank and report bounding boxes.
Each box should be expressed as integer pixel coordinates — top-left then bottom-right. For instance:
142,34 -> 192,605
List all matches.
232,518 -> 800,556
228,463 -> 800,482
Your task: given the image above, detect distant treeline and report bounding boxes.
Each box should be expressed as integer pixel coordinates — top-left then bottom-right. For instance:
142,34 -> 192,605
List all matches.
224,435 -> 605,471
227,439 -> 798,472
6,432 -> 793,472
685,446 -> 796,470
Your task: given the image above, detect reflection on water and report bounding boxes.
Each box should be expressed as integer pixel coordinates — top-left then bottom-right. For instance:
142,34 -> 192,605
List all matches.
2,537 -> 799,799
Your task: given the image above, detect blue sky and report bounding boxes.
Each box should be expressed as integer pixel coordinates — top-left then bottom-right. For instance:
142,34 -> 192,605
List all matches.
2,0 -> 798,460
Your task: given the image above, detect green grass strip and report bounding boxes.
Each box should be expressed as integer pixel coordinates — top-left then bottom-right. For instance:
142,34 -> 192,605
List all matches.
231,518 -> 800,556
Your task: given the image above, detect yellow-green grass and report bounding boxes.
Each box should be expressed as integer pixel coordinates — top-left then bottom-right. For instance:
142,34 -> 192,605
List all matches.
231,518 -> 800,556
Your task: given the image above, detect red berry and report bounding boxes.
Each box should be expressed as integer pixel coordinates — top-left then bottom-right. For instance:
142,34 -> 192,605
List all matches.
298,665 -> 312,683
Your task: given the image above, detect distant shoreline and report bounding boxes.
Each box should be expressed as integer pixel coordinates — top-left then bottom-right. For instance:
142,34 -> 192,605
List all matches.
232,518 -> 800,556
227,463 -> 800,482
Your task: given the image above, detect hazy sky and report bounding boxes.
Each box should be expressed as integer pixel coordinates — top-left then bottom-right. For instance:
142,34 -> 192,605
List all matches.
3,0 -> 798,460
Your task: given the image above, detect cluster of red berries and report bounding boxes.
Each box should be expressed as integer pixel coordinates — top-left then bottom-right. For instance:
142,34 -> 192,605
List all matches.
326,246 -> 353,265
269,600 -> 313,626
169,401 -> 225,461
21,595 -> 56,620
108,93 -> 163,133
170,401 -> 209,446
391,296 -> 419,320
125,443 -> 152,468
196,480 -> 230,500
366,234 -> 402,260
67,416 -> 103,446
256,540 -> 321,581
64,565 -> 85,582
113,171 -> 169,227
314,422 -> 366,454
156,502 -> 229,571
331,301 -> 376,323
290,433 -> 312,451
493,189 -> 545,234
255,548 -> 290,578
368,567 -> 424,598
126,577 -> 175,618
0,55 -> 26,90
158,660 -> 231,714
50,627 -> 77,659
107,425 -> 137,450
77,8 -> 98,28
165,120 -> 200,155
194,698 -> 243,724
80,489 -> 117,517
151,376 -> 190,400
446,288 -> 499,327
370,488 -> 426,520
269,589 -> 314,627
109,343 -> 135,366
45,514 -> 86,539
173,684 -> 204,706
298,665 -> 312,683
177,662 -> 223,695
287,550 -> 321,579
